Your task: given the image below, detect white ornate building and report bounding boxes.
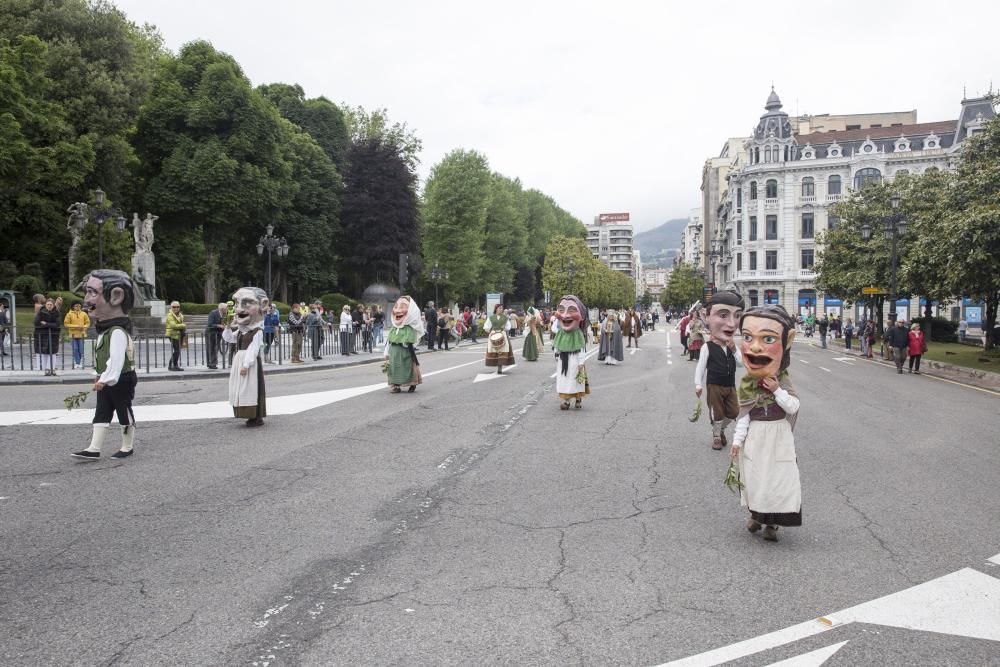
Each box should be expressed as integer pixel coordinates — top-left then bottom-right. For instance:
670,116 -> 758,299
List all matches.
712,89 -> 995,320
680,208 -> 702,265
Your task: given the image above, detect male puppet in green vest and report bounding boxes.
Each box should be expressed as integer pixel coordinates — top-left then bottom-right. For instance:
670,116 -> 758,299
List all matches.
72,269 -> 138,460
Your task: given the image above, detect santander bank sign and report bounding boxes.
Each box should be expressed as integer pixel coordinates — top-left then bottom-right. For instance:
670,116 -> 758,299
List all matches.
598,212 -> 630,223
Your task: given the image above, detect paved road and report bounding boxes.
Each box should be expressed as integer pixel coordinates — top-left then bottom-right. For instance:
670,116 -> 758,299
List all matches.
1,329 -> 998,665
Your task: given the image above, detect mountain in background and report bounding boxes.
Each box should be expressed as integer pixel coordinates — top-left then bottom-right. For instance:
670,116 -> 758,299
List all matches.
634,218 -> 688,267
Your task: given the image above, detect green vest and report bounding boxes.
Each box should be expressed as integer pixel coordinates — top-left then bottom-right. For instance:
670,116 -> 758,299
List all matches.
95,326 -> 133,375
489,314 -> 506,330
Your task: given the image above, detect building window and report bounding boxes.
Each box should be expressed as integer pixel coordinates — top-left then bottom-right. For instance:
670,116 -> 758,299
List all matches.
766,215 -> 778,240
749,290 -> 759,307
801,213 -> 814,239
737,188 -> 742,208
854,167 -> 882,189
764,147 -> 771,163
749,216 -> 757,241
801,177 -> 815,197
750,181 -> 758,200
765,289 -> 779,304
801,248 -> 814,270
765,180 -> 778,198
765,250 -> 778,270
737,253 -> 742,271
828,175 -> 842,195
846,124 -> 861,130
749,251 -> 757,270
828,215 -> 839,231
737,219 -> 743,242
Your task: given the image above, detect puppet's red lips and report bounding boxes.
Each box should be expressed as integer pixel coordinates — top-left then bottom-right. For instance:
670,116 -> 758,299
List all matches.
745,353 -> 772,368
561,317 -> 575,326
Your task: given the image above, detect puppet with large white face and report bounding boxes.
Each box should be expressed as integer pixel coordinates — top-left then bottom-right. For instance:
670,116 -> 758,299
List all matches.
223,286 -> 267,426
694,290 -> 745,451
731,305 -> 802,542
383,296 -> 424,393
552,295 -> 590,410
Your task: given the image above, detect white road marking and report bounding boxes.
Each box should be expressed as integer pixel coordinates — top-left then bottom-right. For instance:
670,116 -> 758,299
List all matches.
819,367 -> 832,373
988,553 -> 1000,565
473,364 -> 517,383
0,357 -> 486,426
763,641 -> 849,667
658,567 -> 1000,666
833,357 -> 855,366
799,359 -> 810,365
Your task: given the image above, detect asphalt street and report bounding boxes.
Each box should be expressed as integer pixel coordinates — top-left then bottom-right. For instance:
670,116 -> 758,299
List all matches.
1,328 -> 998,666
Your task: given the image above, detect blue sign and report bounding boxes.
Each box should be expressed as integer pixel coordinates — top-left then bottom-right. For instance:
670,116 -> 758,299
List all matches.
824,297 -> 843,306
966,307 -> 982,325
798,296 -> 814,306
918,298 -> 939,306
895,298 -> 910,306
963,297 -> 985,306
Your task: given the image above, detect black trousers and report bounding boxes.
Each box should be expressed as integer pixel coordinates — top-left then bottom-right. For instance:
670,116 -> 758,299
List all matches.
169,338 -> 181,367
206,331 -> 221,366
437,329 -> 449,349
93,371 -> 137,426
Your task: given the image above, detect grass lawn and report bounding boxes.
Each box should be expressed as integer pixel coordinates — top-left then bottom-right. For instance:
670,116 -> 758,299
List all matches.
825,335 -> 1000,373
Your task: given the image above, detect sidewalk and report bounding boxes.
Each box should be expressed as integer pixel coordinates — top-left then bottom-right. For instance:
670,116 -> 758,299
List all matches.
0,340 -> 483,386
804,334 -> 1000,393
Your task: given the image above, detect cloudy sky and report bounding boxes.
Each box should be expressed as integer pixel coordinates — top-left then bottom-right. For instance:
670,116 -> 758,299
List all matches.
114,0 -> 998,232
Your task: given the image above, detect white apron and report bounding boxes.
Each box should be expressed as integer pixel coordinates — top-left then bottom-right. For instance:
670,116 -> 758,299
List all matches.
738,419 -> 801,514
229,350 -> 259,408
554,349 -> 587,396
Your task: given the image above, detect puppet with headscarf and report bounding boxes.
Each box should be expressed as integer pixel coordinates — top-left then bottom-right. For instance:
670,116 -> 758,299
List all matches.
686,302 -> 706,361
598,308 -> 624,365
730,304 -> 801,542
383,296 -> 424,393
484,303 -> 515,374
223,286 -> 267,426
694,290 -> 745,451
552,295 -> 591,410
522,306 -> 543,361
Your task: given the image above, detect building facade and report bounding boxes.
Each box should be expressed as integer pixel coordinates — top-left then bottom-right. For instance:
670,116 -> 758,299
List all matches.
680,208 -> 702,266
714,89 -> 995,321
586,214 -> 636,279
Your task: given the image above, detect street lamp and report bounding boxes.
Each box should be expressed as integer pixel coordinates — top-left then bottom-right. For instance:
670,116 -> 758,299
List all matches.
69,188 -> 127,267
861,192 -> 907,324
430,261 -> 449,306
256,224 -> 289,297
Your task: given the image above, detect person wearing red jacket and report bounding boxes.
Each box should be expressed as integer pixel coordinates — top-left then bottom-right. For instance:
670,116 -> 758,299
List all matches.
907,322 -> 927,374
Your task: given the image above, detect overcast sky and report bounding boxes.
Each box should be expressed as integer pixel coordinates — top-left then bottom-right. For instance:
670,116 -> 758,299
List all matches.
114,0 -> 999,232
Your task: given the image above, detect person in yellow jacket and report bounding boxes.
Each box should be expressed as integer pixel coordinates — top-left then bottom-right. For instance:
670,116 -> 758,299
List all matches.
63,301 -> 91,369
166,301 -> 187,371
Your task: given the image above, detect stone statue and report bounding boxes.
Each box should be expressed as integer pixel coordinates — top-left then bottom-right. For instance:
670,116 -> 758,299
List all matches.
133,266 -> 156,302
67,203 -> 87,238
132,212 -> 157,254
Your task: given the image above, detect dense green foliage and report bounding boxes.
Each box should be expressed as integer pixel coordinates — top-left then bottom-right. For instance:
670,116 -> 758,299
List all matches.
1,1 -> 591,309
659,262 -> 705,311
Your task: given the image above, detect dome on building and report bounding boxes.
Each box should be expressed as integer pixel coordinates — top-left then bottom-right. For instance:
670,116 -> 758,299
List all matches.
362,282 -> 401,303
765,87 -> 782,111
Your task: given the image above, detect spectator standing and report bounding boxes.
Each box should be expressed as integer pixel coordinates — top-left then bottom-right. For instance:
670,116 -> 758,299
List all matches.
678,312 -> 692,356
958,318 -> 968,342
907,323 -> 927,374
205,302 -> 227,369
373,305 -> 385,344
0,301 -> 10,356
817,315 -> 829,349
262,300 -> 280,364
339,305 -> 353,356
351,304 -> 364,353
165,301 -> 187,371
884,319 -> 910,374
64,301 -> 91,369
287,303 -> 304,363
306,303 -> 324,360
843,318 -> 855,351
463,306 -> 477,343
34,297 -> 62,375
863,319 -> 876,359
423,301 -> 437,350
437,307 -> 452,350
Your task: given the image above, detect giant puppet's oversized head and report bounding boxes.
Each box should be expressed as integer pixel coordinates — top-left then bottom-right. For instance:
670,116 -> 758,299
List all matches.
739,304 -> 796,380
705,290 -> 745,344
231,286 -> 267,330
555,295 -> 588,333
391,296 -> 410,327
82,269 -> 135,323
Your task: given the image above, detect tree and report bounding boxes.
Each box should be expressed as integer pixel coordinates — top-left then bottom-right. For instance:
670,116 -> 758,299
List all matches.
341,105 -> 422,175
258,83 -> 349,166
339,136 -> 418,297
640,290 -> 653,310
479,174 -> 528,296
936,102 -> 1000,348
660,262 -> 704,311
134,41 -> 294,302
421,149 -> 492,302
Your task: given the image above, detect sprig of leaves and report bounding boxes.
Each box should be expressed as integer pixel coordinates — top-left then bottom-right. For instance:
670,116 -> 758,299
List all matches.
63,391 -> 91,411
724,460 -> 745,494
575,366 -> 588,385
380,360 -> 390,374
688,399 -> 702,422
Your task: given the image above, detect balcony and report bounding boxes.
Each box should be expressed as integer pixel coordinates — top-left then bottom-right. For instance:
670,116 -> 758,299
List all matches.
735,269 -> 787,281
799,195 -> 816,204
764,198 -> 779,208
827,193 -> 843,202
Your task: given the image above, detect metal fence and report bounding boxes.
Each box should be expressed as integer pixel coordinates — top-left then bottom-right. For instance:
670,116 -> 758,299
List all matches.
0,324 -> 386,374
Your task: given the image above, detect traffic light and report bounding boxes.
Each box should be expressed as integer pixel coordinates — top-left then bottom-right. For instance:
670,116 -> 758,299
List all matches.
399,253 -> 409,288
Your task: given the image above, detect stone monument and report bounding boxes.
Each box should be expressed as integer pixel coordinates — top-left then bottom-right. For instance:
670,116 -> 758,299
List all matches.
131,212 -> 165,319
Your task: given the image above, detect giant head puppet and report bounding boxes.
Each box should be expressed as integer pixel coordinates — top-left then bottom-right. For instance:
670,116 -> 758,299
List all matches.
555,295 -> 589,334
231,286 -> 267,331
739,304 -> 796,380
390,296 -> 424,337
705,290 -> 745,344
82,269 -> 135,325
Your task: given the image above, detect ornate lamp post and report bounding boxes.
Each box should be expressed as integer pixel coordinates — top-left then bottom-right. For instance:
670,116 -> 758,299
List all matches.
256,224 -> 289,297
861,192 -> 907,324
430,261 -> 449,306
69,188 -> 127,267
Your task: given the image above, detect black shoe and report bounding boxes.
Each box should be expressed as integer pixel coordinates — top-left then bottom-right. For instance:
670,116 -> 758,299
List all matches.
246,417 -> 264,427
110,449 -> 133,459
71,450 -> 100,461
207,365 -> 218,370
407,385 -> 416,393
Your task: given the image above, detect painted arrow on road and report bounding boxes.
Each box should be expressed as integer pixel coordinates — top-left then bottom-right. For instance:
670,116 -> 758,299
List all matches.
473,365 -> 516,383
833,357 -> 855,365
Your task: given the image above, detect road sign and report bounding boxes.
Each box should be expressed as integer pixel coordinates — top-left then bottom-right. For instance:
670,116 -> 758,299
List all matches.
862,287 -> 887,295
